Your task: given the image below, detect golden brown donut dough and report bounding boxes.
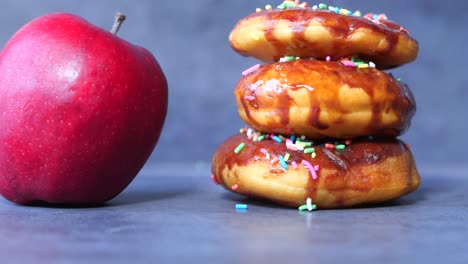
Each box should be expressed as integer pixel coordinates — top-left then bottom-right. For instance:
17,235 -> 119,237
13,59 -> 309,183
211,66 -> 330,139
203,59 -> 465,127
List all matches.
212,133 -> 420,208
229,8 -> 419,69
235,59 -> 415,139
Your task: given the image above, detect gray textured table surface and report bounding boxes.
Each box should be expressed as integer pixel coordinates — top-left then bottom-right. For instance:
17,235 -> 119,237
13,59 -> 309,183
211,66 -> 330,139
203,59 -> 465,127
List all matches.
0,164 -> 466,264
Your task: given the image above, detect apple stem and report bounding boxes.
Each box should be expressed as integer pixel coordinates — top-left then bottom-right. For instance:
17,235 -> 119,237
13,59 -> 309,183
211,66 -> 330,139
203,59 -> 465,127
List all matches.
110,13 -> 126,35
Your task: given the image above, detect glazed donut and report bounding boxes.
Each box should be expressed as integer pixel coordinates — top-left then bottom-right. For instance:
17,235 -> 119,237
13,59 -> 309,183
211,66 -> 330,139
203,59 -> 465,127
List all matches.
211,133 -> 420,208
235,59 -> 415,139
229,7 -> 419,69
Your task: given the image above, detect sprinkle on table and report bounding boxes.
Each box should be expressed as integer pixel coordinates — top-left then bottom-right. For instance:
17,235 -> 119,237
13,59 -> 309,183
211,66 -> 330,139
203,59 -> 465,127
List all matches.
298,198 -> 317,211
235,204 -> 248,210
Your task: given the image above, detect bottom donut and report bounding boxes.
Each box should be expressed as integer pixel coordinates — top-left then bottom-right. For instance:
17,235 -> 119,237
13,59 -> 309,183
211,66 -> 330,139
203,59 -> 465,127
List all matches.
211,132 -> 420,209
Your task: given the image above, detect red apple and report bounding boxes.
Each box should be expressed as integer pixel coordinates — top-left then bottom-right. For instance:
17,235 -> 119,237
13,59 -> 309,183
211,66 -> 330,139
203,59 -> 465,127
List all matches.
0,13 -> 168,205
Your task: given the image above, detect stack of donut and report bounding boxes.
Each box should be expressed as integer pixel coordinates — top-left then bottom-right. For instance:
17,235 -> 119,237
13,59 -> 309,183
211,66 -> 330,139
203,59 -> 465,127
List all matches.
211,1 -> 420,209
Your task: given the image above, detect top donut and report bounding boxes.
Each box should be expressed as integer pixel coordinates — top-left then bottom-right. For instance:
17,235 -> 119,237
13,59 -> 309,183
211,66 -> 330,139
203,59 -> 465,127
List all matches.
229,2 -> 419,69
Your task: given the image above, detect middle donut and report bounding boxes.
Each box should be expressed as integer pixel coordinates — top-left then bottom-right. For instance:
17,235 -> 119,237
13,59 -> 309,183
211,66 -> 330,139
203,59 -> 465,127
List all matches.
235,59 -> 415,139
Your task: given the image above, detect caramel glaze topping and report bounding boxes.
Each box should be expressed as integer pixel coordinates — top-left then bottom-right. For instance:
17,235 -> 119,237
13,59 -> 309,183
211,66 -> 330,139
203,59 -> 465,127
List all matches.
231,9 -> 418,69
235,59 -> 416,139
212,133 -> 415,206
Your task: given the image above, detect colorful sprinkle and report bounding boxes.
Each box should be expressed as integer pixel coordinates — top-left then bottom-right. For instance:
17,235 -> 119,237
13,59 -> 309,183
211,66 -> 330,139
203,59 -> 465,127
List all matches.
272,136 -> 283,143
325,143 -> 335,149
279,156 -> 289,169
279,56 -> 297,62
244,95 -> 256,101
242,64 -> 260,76
257,135 -> 266,141
265,4 -> 272,10
304,148 -> 315,154
235,204 -> 248,210
291,161 -> 298,169
270,156 -> 279,164
260,148 -> 268,155
255,7 -> 262,12
405,143 -> 411,149
326,56 -> 331,62
302,160 -> 318,180
318,3 -> 327,10
284,153 -> 291,161
299,198 -> 317,211
211,174 -> 220,185
311,152 -> 317,159
369,62 -> 376,68
335,144 -> 346,150
231,184 -> 239,190
339,8 -> 351,15
234,143 -> 246,154
400,26 -> 410,34
250,34 -> 260,41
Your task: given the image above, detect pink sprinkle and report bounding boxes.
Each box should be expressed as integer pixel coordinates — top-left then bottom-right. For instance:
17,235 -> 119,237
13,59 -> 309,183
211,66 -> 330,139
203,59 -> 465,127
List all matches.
242,64 -> 261,76
405,144 -> 411,149
343,61 -> 355,67
326,56 -> 331,62
345,140 -> 352,145
378,14 -> 388,20
364,13 -> 374,19
291,161 -> 298,169
325,143 -> 335,149
231,184 -> 239,190
314,165 -> 320,171
244,95 -> 256,101
286,139 -> 299,151
270,157 -> 279,165
247,134 -> 254,140
260,148 -> 268,155
301,160 -> 317,180
211,174 -> 220,185
400,26 -> 409,34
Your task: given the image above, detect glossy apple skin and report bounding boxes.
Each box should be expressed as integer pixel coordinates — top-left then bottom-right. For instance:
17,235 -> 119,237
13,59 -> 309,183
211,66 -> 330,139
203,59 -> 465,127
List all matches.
0,13 -> 168,205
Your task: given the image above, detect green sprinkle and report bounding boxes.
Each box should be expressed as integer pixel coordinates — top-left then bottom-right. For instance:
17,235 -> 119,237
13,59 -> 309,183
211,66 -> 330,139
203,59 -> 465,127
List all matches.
304,148 -> 316,154
335,144 -> 346,150
318,3 -> 328,9
278,2 -> 286,9
296,140 -> 312,147
298,205 -> 309,211
234,143 -> 246,154
283,56 -> 296,62
257,135 -> 265,142
284,2 -> 297,8
397,78 -> 401,82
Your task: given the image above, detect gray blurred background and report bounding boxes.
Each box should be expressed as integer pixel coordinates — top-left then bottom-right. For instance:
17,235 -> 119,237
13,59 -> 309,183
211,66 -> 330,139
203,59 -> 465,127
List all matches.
0,0 -> 466,170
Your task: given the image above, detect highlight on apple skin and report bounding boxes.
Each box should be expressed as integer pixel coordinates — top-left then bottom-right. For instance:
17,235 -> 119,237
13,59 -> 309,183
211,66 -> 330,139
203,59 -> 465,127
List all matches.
0,13 -> 168,205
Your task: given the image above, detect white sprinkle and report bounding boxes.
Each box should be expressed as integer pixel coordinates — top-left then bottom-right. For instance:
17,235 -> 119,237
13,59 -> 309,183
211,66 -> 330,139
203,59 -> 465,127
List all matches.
306,198 -> 313,211
369,61 -> 376,68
